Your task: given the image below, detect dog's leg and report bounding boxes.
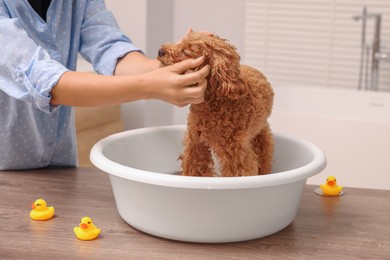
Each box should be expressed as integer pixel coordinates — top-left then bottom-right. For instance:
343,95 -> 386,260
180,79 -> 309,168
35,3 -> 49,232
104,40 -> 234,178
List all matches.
214,143 -> 258,177
251,125 -> 274,175
181,132 -> 215,177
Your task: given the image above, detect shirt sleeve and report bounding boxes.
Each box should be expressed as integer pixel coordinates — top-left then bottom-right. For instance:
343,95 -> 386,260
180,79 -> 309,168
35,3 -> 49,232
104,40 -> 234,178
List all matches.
0,2 -> 68,114
79,0 -> 143,75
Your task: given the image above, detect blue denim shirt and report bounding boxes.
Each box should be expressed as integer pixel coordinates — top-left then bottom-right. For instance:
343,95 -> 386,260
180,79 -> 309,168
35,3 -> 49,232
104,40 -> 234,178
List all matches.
0,0 -> 141,169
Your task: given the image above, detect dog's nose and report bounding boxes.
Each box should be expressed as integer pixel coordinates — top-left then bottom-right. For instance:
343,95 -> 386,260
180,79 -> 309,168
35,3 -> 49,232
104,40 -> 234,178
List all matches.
158,48 -> 165,57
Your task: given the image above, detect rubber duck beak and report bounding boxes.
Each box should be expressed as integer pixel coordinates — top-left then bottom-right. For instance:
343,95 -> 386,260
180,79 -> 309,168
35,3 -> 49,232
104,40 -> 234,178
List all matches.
31,203 -> 36,209
80,223 -> 88,229
327,180 -> 335,186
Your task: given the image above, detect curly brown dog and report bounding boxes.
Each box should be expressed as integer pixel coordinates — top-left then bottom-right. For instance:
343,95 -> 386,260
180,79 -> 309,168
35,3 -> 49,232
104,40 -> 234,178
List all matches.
157,31 -> 274,177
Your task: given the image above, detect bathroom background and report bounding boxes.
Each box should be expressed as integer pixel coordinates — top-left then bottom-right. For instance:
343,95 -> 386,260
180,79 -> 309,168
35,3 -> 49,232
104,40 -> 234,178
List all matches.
78,0 -> 390,189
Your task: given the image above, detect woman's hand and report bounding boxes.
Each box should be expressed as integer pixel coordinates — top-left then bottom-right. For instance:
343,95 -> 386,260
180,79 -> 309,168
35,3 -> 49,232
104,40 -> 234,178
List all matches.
143,56 -> 210,107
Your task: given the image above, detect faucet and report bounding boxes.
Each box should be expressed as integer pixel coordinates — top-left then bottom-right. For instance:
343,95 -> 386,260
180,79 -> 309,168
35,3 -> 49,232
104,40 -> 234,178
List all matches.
353,7 -> 389,91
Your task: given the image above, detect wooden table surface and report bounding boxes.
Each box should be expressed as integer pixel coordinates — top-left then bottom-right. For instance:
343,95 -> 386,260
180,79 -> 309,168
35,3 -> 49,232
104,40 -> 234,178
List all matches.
1,167 -> 389,259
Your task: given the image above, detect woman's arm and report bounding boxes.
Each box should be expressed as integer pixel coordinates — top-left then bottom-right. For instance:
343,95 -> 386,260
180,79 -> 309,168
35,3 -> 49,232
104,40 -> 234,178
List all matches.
50,56 -> 209,107
114,51 -> 160,76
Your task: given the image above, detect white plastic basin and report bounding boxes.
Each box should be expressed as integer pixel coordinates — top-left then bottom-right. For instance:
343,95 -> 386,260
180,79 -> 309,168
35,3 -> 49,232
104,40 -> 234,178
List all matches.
90,125 -> 326,243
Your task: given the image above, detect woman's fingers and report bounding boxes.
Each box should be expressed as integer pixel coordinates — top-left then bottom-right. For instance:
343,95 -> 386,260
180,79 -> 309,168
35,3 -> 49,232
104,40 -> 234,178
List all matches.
170,57 -> 209,93
185,64 -> 210,85
182,77 -> 207,104
172,56 -> 205,73
171,76 -> 207,107
173,59 -> 210,86
153,56 -> 210,107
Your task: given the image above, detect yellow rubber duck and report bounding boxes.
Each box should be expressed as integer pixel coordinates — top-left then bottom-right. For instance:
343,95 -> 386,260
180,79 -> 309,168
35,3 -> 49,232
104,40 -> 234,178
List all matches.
320,176 -> 343,196
74,216 -> 101,241
30,199 -> 55,221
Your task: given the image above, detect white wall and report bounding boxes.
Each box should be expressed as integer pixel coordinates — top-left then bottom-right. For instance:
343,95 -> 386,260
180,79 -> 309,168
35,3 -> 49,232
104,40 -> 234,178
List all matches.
105,0 -> 147,51
173,0 -> 245,53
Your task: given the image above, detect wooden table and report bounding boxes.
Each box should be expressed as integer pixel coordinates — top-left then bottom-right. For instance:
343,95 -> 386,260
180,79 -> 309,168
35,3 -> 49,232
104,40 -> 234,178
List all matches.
1,167 -> 389,259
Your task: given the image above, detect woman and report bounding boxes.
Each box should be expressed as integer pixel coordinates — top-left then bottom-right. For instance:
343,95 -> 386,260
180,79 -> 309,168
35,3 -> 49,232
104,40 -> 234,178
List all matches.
0,0 -> 210,170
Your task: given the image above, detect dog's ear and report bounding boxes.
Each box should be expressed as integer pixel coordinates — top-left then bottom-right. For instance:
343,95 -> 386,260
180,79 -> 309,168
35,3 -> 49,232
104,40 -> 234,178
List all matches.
206,39 -> 248,99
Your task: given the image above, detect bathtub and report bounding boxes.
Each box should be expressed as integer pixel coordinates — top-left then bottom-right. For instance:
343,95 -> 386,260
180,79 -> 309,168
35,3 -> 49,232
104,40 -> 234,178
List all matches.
269,86 -> 390,190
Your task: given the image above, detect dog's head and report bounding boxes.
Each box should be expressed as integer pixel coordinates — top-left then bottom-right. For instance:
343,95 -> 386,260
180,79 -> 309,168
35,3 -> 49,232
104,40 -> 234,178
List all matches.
157,31 -> 247,99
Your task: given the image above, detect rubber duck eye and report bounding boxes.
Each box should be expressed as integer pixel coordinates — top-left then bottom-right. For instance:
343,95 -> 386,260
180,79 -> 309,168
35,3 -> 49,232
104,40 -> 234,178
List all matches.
88,221 -> 91,224
37,204 -> 41,206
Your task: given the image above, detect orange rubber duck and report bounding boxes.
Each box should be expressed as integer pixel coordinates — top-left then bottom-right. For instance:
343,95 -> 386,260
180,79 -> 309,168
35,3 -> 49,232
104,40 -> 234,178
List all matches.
74,216 -> 101,241
30,199 -> 55,221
